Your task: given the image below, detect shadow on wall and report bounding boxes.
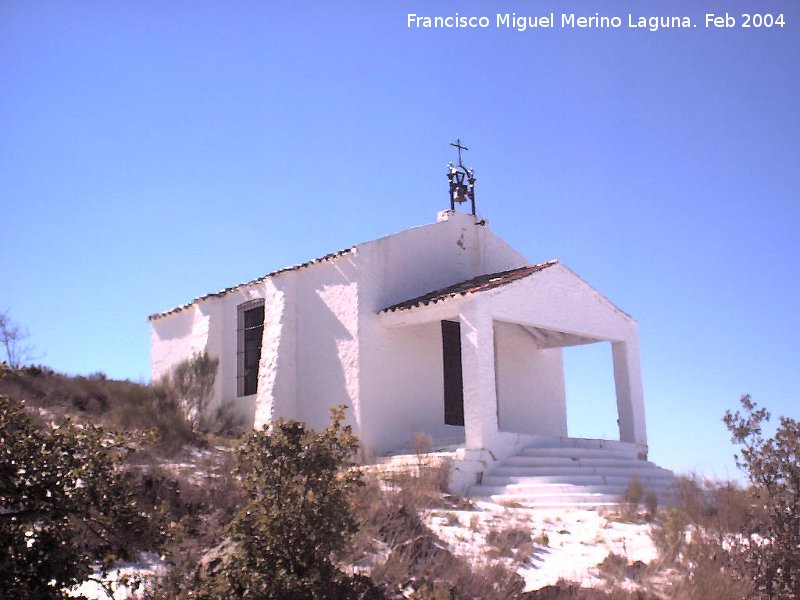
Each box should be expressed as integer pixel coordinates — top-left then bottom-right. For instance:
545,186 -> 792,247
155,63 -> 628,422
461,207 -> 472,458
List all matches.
293,265 -> 357,434
361,320 -> 462,458
495,321 -> 567,437
152,306 -> 200,342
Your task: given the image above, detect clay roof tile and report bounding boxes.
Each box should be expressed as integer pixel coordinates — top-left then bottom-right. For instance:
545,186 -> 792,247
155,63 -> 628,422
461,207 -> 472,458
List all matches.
380,260 -> 559,313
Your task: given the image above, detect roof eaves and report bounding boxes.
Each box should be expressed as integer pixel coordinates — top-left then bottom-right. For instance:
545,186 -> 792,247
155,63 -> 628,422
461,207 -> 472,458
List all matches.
147,247 -> 355,322
379,260 -> 559,314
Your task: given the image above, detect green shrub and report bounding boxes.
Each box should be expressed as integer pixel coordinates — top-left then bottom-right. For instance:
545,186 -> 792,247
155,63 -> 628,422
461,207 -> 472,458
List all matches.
193,405 -> 383,599
649,396 -> 799,599
723,395 -> 800,599
0,392 -> 162,599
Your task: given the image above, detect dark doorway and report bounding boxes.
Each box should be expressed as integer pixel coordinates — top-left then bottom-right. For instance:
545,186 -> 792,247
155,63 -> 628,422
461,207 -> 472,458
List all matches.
441,320 -> 465,426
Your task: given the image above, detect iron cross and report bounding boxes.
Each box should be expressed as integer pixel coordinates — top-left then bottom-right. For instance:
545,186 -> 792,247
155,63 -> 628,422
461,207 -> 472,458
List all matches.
450,138 -> 469,165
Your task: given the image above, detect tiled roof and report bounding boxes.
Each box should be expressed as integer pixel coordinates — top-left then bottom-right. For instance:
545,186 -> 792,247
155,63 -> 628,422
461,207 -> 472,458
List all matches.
148,248 -> 354,321
380,260 -> 559,313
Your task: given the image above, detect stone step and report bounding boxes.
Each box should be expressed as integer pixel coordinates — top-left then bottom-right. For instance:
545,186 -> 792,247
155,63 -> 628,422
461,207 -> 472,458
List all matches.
473,481 -> 673,495
470,484 -> 677,507
471,489 -> 625,505
483,473 -> 675,488
478,496 -> 624,506
519,446 -> 638,460
488,500 -> 622,509
524,437 -> 639,452
465,437 -> 673,507
505,456 -> 649,469
492,464 -> 673,479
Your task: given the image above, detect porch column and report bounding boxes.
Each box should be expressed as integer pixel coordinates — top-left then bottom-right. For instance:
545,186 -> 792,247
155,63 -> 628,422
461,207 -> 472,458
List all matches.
459,302 -> 499,450
612,339 -> 647,448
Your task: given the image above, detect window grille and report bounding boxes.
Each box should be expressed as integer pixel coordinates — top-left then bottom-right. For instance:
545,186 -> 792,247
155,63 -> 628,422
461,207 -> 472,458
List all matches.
237,299 -> 265,397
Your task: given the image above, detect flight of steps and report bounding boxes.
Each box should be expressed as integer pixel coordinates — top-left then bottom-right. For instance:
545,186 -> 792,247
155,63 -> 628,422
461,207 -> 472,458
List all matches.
469,438 -> 675,508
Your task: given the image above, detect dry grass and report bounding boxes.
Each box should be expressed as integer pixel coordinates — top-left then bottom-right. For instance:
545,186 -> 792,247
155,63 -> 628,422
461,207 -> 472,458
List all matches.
346,466 -> 525,599
593,475 -> 758,600
485,524 -> 534,562
9,369 -> 778,598
525,580 -> 660,599
0,365 -> 204,456
614,478 -> 660,524
646,476 -> 756,599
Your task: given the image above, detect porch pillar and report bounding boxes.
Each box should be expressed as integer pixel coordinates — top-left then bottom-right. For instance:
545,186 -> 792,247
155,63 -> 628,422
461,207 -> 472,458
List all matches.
612,339 -> 647,448
459,302 -> 499,450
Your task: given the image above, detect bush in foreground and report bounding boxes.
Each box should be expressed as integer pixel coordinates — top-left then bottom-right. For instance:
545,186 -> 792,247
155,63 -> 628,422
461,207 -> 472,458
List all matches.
724,395 -> 799,599
648,396 -> 799,600
191,405 -> 383,599
0,388 -> 161,599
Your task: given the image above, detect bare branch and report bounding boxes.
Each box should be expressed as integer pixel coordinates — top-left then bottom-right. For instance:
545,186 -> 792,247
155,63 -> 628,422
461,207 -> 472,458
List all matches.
0,309 -> 36,369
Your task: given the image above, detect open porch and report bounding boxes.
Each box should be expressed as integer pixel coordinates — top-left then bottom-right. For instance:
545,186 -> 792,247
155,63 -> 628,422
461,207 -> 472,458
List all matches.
379,261 -> 649,494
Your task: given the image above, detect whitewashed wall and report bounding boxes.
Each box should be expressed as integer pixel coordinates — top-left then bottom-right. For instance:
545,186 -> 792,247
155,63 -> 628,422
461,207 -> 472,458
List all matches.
494,320 -> 567,436
291,256 -> 361,433
355,211 -> 530,456
150,210 -> 646,460
151,305 -> 209,383
254,275 -> 296,428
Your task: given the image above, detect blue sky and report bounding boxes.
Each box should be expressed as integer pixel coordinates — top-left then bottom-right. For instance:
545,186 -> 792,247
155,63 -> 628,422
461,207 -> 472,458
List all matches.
2,1 -> 798,481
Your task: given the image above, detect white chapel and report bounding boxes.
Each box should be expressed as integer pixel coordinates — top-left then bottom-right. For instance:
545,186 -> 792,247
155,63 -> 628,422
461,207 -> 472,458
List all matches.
149,150 -> 674,503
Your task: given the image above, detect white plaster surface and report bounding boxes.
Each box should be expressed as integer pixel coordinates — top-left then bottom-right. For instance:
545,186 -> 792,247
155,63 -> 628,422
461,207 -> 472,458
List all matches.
151,305 -> 210,382
494,321 -> 567,437
149,210 -> 648,468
